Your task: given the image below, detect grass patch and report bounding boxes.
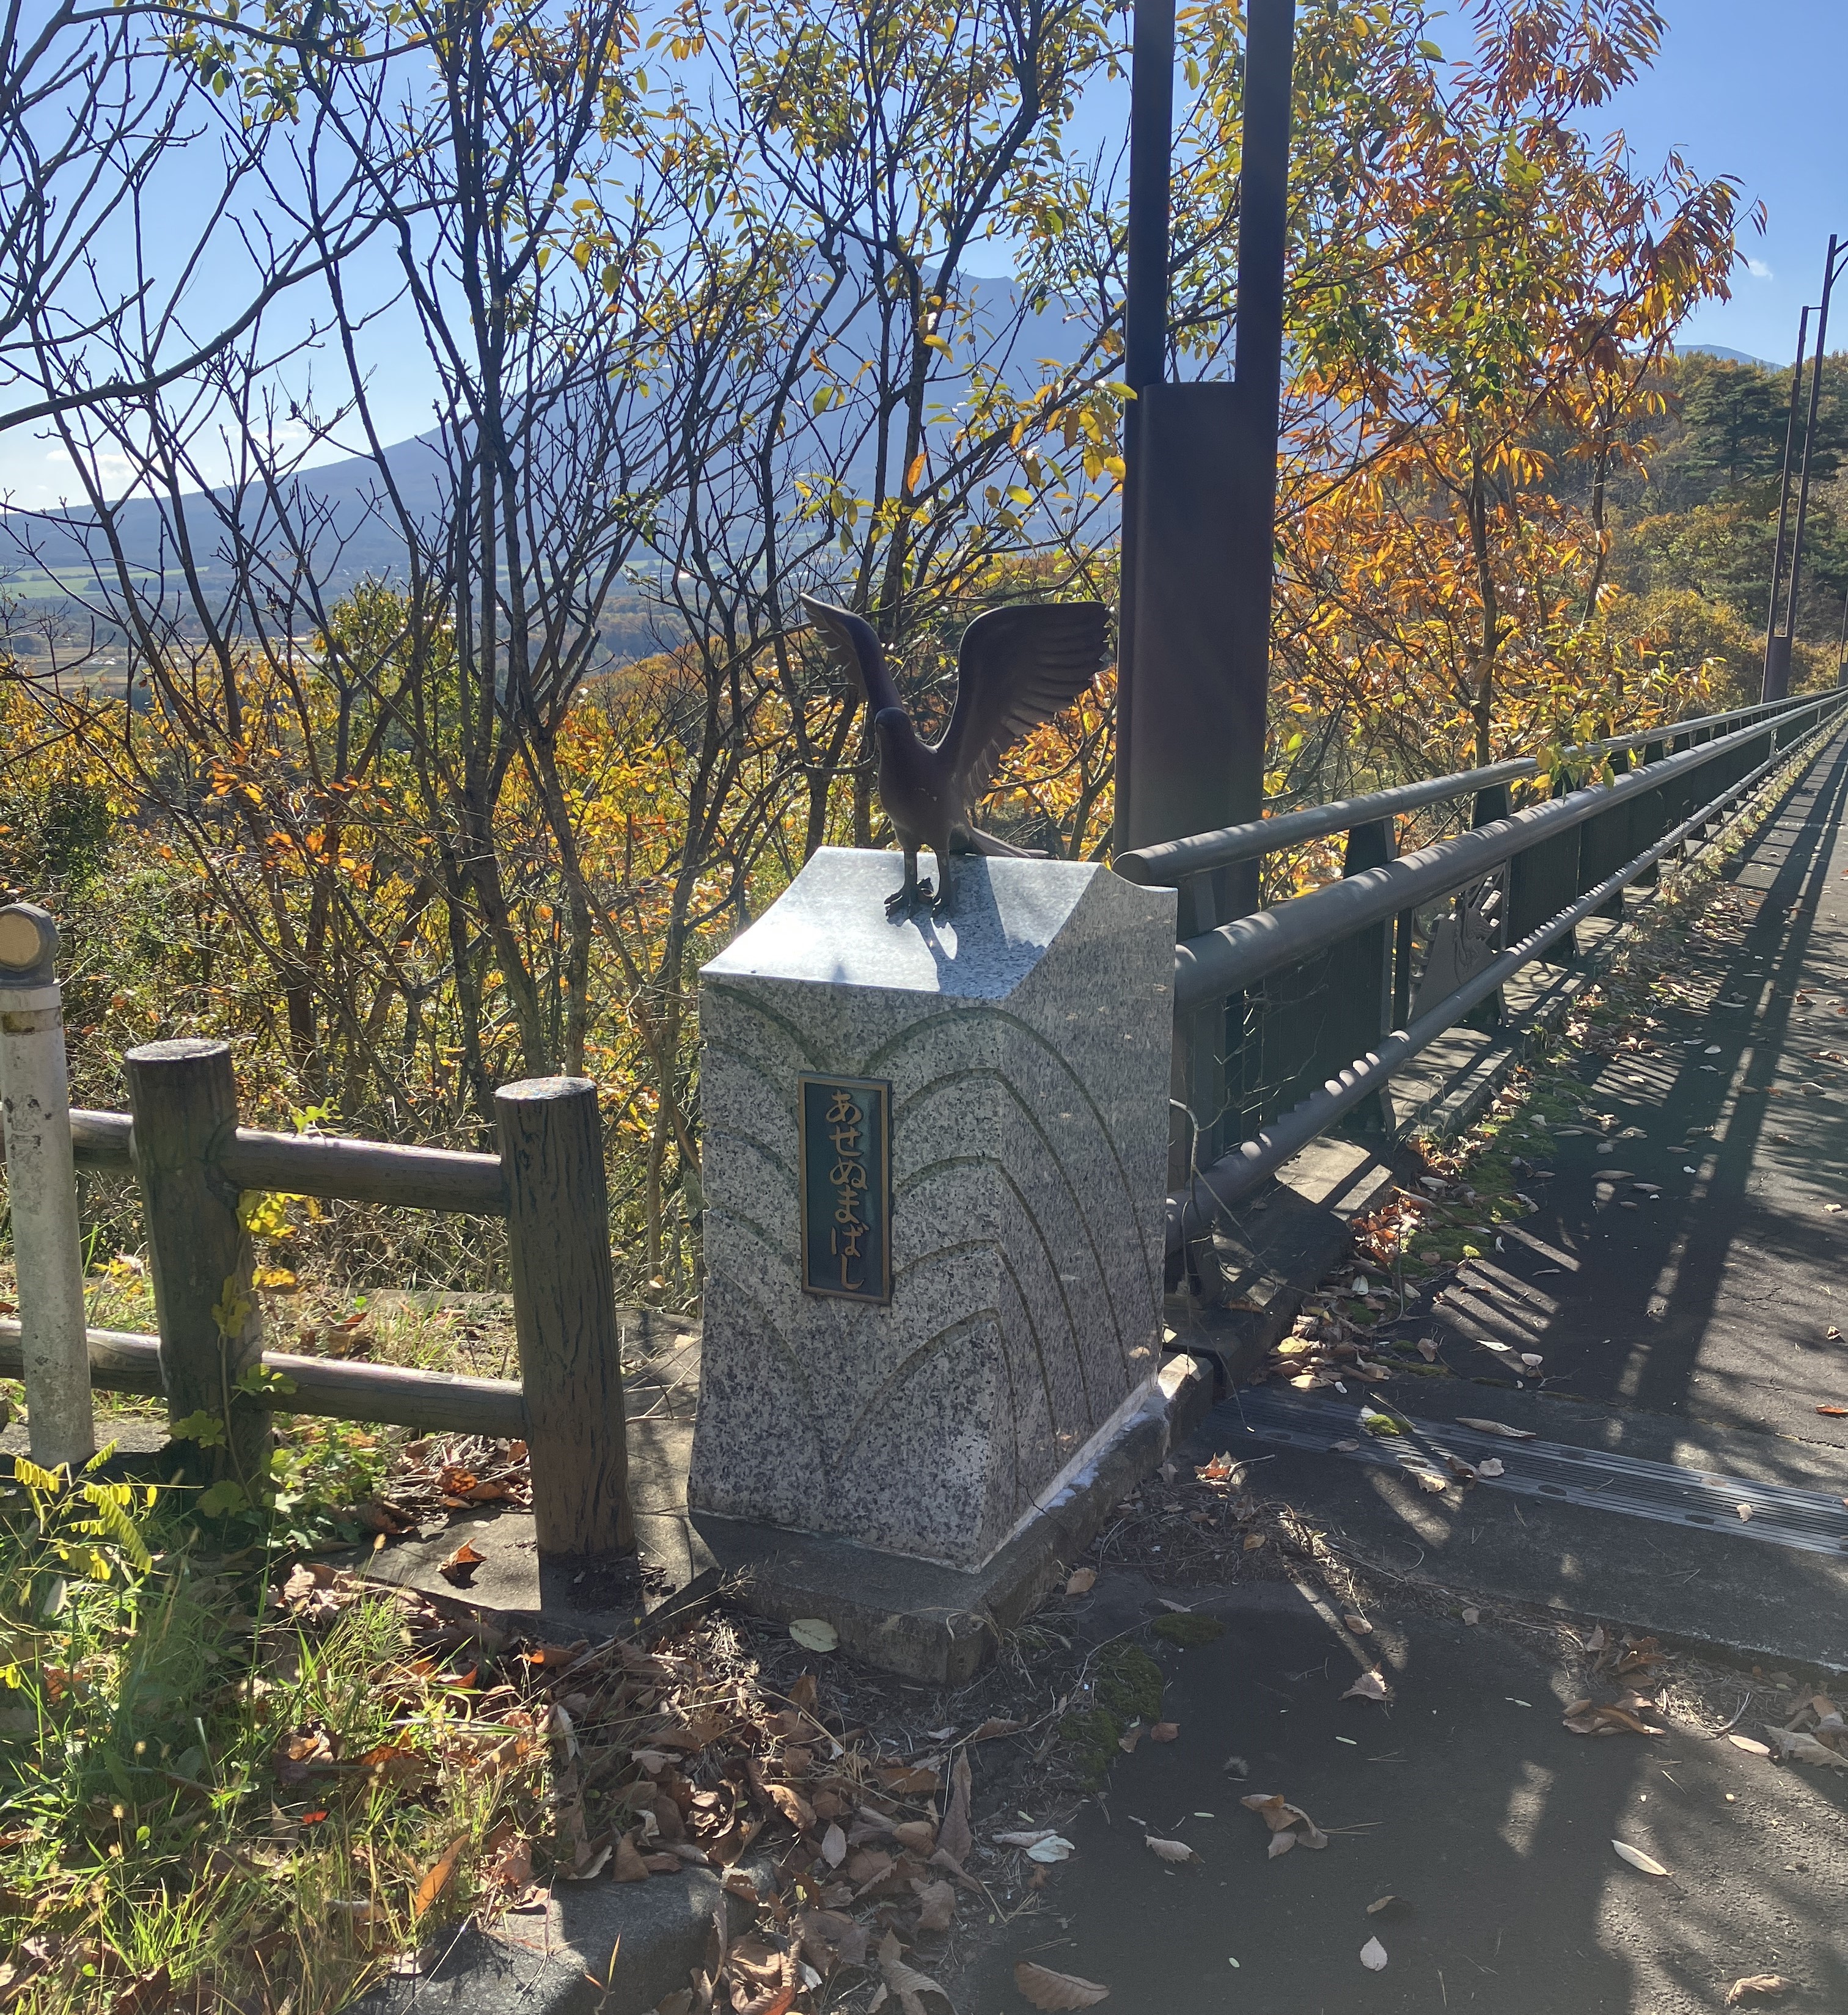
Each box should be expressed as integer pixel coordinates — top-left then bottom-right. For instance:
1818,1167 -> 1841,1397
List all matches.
0,1452 -> 548,2013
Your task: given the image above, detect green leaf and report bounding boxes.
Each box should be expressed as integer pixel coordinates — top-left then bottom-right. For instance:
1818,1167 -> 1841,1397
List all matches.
170,1411 -> 229,1449
197,1480 -> 250,1518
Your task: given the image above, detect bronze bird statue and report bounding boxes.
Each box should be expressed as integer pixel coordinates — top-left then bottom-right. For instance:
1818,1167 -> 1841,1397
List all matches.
800,594 -> 1110,920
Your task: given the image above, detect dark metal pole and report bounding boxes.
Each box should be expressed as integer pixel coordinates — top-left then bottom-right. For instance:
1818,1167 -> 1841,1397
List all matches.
1219,0 -> 1296,909
1778,235 -> 1841,697
1118,0 -> 1295,869
1763,302 -> 1811,701
1114,0 -> 1177,847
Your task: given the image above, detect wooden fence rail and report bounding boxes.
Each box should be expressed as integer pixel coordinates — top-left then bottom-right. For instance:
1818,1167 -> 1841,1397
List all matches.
50,1038 -> 631,1557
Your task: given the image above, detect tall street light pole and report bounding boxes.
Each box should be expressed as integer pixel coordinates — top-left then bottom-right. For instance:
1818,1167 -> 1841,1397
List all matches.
1762,304 -> 1810,703
1773,233 -> 1845,699
1115,0 -> 1296,929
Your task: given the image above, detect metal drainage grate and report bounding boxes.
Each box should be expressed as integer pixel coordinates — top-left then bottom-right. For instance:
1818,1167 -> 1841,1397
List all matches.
1224,1392 -> 1848,1559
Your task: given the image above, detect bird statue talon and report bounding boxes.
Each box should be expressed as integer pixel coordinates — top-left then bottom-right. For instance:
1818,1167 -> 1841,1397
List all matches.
884,877 -> 934,920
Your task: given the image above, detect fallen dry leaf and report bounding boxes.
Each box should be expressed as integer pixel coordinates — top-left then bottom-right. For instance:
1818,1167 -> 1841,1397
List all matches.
820,1823 -> 848,1868
1736,1504 -> 1754,1522
1116,1724 -> 1143,1754
789,1618 -> 838,1653
1770,1729 -> 1848,1771
489,1837 -> 532,1891
1343,1615 -> 1373,1636
1150,1722 -> 1179,1744
1242,1532 -> 1267,1551
1144,1835 -> 1198,1864
1065,1567 -> 1097,1596
1461,1606 -> 1481,1626
1414,1471 -> 1448,1494
1478,1458 -> 1505,1478
1454,1418 -> 1537,1440
1366,1895 -> 1402,1916
1360,1937 -> 1388,1972
912,1878 -> 956,1933
1562,1700 -> 1662,1739
1728,1734 -> 1772,1757
412,1837 -> 466,1919
799,1911 -> 869,1972
437,1543 -> 485,1588
878,1928 -> 952,2014
1329,1438 -> 1362,1452
971,1718 -> 1025,1742
939,1750 -> 973,1867
1014,1959 -> 1110,2008
612,1835 -> 651,1882
767,1785 -> 815,1830
1241,1793 -> 1326,1852
1610,1840 -> 1669,1877
1726,1978 -> 1795,2005
1343,1669 -> 1390,1703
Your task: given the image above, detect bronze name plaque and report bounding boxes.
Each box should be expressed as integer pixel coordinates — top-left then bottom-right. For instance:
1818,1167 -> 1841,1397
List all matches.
798,1074 -> 892,1303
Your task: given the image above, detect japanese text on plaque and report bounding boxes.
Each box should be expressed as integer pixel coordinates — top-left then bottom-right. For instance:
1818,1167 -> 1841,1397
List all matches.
798,1075 -> 891,1303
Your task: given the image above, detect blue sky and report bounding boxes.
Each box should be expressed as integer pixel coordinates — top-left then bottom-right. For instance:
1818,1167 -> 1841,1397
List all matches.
1599,0 -> 1848,366
1,0 -> 1841,510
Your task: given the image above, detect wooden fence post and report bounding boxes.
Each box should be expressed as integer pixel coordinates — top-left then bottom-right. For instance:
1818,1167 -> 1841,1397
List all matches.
123,1039 -> 268,1489
495,1077 -> 633,1556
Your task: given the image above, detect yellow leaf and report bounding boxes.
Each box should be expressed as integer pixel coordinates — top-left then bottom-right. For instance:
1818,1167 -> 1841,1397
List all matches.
904,451 -> 927,493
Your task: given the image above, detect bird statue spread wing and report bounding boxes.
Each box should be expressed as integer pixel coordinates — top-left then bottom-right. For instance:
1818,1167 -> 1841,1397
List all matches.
800,593 -> 1109,920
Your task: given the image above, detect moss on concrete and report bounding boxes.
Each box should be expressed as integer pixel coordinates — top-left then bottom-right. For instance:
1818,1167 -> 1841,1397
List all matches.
1151,1611 -> 1226,1648
1062,1642 -> 1167,1786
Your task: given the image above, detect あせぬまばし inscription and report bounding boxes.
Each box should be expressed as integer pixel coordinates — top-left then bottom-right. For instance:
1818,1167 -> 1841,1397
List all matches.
799,1075 -> 891,1303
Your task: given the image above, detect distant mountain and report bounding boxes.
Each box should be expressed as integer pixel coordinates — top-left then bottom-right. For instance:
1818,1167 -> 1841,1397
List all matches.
0,276 -> 1111,631
1676,342 -> 1781,370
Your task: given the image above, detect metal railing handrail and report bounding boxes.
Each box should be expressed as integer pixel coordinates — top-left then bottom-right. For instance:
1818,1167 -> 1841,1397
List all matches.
1116,689 -> 1832,890
1562,688 -> 1824,762
1115,759 -> 1538,887
1171,693 -> 1843,1012
1167,700 -> 1844,1237
1162,686 -> 1848,1256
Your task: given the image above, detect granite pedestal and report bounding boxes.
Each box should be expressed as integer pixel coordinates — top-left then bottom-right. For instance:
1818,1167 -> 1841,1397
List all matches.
691,849 -> 1178,1617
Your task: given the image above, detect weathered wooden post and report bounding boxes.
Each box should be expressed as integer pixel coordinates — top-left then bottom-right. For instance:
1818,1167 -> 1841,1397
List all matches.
0,904 -> 95,1472
123,1039 -> 268,1488
495,1077 -> 633,1556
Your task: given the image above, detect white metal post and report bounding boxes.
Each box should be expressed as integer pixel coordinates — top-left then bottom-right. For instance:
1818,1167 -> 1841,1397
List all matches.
0,905 -> 96,1471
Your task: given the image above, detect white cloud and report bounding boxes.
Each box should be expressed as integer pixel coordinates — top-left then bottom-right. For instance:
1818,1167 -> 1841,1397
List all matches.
1744,257 -> 1773,280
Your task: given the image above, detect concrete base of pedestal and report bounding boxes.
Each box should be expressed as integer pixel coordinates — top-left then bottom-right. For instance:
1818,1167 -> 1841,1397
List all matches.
692,1351 -> 1216,1684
